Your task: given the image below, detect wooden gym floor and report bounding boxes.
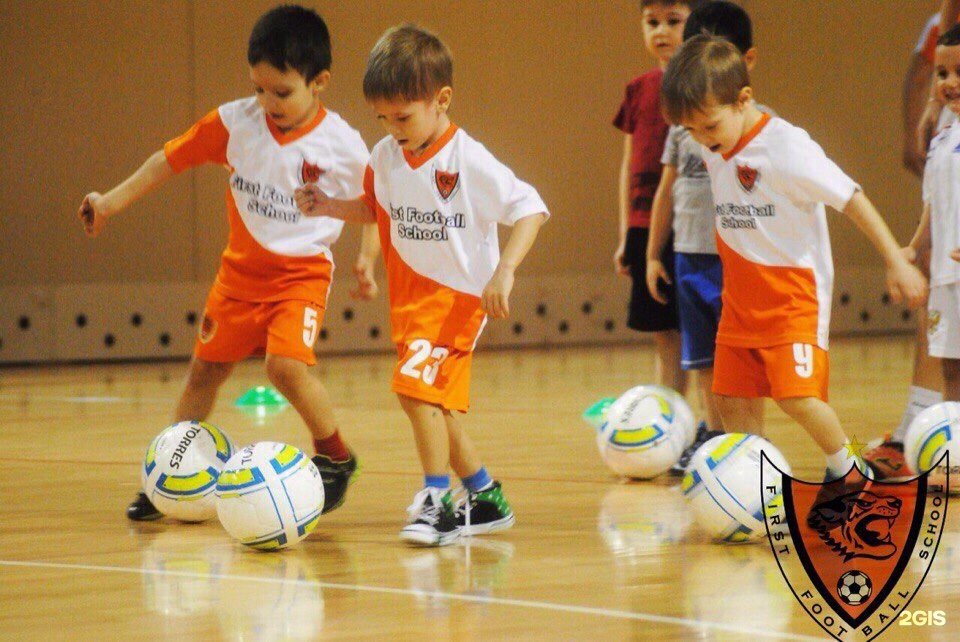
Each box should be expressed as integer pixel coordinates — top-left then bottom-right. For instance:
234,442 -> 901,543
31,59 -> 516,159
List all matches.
0,335 -> 958,641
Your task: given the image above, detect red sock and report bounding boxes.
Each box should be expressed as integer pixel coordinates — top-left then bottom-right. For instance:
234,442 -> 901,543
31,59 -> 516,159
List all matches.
313,431 -> 350,461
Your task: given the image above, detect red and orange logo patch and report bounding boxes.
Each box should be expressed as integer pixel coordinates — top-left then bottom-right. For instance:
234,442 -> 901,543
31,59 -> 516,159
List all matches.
300,159 -> 325,184
435,169 -> 460,201
737,164 -> 758,192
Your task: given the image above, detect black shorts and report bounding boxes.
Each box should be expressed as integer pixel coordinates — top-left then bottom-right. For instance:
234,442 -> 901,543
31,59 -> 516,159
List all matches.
621,226 -> 678,332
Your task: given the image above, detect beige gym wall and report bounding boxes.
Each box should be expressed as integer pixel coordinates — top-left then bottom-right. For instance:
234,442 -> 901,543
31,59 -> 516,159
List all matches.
0,1 -> 935,361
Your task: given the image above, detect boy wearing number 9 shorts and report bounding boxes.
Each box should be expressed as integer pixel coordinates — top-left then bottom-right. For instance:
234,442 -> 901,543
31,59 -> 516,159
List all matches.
659,36 -> 927,495
295,24 -> 548,546
78,5 -> 370,521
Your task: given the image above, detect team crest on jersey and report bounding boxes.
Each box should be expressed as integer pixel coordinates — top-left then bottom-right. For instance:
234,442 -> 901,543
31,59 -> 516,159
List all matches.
761,453 -> 948,641
300,159 -> 325,184
737,164 -> 758,192
434,169 -> 461,202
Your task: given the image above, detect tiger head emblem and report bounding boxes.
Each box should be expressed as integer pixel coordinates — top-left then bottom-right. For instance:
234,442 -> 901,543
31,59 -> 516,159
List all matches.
807,490 -> 901,562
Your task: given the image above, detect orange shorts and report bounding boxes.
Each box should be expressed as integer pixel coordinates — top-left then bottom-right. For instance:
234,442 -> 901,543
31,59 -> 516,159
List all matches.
391,338 -> 474,412
194,288 -> 326,365
712,342 -> 829,401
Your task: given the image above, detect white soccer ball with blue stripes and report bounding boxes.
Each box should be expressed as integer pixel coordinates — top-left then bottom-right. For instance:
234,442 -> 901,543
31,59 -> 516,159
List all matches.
141,420 -> 234,522
596,385 -> 695,479
681,433 -> 790,543
215,441 -> 324,550
905,401 -> 960,493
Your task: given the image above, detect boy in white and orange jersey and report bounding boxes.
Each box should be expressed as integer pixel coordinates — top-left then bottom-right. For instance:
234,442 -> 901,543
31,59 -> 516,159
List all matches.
295,24 -> 548,546
659,36 -> 927,485
78,5 -> 370,521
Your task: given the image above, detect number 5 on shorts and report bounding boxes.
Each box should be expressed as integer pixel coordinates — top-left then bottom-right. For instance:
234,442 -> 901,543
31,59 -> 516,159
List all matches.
302,307 -> 319,347
400,339 -> 450,386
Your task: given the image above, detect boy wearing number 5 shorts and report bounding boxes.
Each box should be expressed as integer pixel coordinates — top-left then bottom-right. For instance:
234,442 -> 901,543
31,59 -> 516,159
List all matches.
659,36 -> 927,493
295,24 -> 548,546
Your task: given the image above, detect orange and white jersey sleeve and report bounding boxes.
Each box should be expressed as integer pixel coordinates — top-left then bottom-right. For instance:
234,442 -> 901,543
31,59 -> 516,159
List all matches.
364,124 -> 548,351
166,97 -> 368,303
923,122 -> 960,287
702,114 -> 858,350
916,13 -> 941,65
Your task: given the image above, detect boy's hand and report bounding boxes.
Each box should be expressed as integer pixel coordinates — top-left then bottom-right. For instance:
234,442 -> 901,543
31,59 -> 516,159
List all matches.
481,265 -> 515,319
613,242 -> 629,276
78,193 -> 107,237
350,254 -> 379,300
293,183 -> 332,217
645,259 -> 671,304
886,259 -> 927,309
901,245 -> 917,264
951,247 -> 960,263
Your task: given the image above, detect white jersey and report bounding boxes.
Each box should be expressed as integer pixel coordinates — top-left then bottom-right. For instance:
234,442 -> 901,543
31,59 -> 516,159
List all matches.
923,122 -> 960,286
701,113 -> 859,349
165,97 -> 368,302
362,124 -> 548,351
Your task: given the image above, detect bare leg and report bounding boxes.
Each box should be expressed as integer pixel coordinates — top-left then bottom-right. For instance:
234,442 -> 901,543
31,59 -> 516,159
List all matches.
716,394 -> 765,435
397,393 -> 449,475
652,329 -> 687,394
696,366 -> 722,429
942,358 -> 960,402
776,396 -> 846,455
264,353 -> 339,440
444,410 -> 483,479
174,356 -> 234,421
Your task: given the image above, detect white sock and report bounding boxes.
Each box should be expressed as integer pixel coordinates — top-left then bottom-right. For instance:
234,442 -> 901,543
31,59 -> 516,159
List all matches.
825,446 -> 857,480
891,386 -> 942,442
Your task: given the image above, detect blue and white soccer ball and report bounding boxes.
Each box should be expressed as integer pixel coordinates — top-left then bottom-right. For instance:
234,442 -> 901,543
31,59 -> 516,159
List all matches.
141,420 -> 234,522
596,385 -> 695,479
904,401 -> 960,493
215,441 -> 324,550
682,433 -> 790,543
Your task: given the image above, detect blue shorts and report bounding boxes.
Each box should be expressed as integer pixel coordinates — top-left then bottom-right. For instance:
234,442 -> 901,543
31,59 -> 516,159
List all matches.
674,253 -> 722,370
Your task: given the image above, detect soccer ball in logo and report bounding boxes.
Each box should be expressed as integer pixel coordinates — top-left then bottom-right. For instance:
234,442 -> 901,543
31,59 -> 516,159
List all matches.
837,570 -> 872,606
215,441 -> 324,550
595,385 -> 694,479
142,420 -> 234,521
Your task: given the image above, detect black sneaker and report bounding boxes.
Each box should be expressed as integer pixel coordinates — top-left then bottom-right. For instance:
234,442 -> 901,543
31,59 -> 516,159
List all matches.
669,423 -> 725,477
311,451 -> 360,514
455,480 -> 515,535
126,490 -> 162,521
400,487 -> 460,546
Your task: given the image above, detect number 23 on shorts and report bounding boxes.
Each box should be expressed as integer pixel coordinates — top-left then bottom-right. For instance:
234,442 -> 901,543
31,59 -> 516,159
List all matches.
400,339 -> 450,386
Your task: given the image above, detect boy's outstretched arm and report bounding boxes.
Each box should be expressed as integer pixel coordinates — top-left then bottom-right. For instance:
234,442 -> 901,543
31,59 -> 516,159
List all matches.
482,213 -> 547,319
293,184 -> 375,222
613,135 -> 632,276
351,223 -> 381,300
843,190 -> 927,308
78,150 -> 174,237
645,164 -> 678,304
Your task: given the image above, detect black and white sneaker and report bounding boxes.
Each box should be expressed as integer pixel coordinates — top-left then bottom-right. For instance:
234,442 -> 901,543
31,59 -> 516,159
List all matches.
670,423 -> 724,477
455,481 -> 515,535
126,490 -> 162,521
400,487 -> 460,546
311,451 -> 360,514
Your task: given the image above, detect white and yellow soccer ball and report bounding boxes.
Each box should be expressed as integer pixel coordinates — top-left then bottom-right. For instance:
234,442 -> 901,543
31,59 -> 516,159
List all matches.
215,442 -> 324,550
595,385 -> 695,479
904,401 -> 960,494
141,420 -> 234,522
682,433 -> 791,543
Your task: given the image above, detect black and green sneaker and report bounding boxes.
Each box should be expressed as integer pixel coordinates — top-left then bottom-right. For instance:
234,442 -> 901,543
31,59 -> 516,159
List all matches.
311,451 -> 360,514
400,487 -> 460,546
126,490 -> 162,521
456,480 -> 515,535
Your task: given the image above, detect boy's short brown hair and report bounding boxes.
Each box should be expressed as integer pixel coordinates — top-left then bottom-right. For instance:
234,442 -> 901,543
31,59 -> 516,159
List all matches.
362,24 -> 453,102
640,0 -> 705,11
660,34 -> 750,124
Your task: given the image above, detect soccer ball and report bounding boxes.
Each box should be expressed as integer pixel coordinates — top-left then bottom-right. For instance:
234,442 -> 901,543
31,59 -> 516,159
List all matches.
837,570 -> 872,606
141,420 -> 234,522
215,441 -> 324,550
682,433 -> 791,543
904,402 -> 960,493
596,385 -> 695,479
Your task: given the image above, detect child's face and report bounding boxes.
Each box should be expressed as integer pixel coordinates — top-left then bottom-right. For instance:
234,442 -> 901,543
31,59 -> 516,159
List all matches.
642,3 -> 691,65
679,92 -> 753,157
370,88 -> 452,154
250,62 -> 328,132
935,43 -> 960,116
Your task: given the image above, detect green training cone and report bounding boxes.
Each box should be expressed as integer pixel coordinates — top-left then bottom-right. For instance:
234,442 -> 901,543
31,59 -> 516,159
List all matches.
581,396 -> 615,429
234,385 -> 288,407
